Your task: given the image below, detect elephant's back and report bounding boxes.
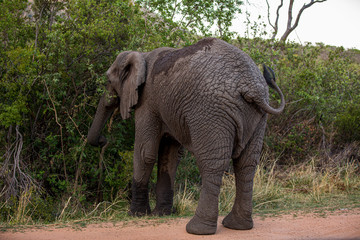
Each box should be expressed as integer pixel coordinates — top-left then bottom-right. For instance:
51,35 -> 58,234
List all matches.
151,38 -> 265,96
150,37 -> 266,112
146,38 -> 267,149
150,38 -> 248,81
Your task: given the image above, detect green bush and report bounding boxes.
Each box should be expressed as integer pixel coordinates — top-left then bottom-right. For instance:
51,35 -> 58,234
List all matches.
1,0 -> 359,225
335,104 -> 360,143
235,38 -> 360,163
176,152 -> 201,192
0,0 -> 197,222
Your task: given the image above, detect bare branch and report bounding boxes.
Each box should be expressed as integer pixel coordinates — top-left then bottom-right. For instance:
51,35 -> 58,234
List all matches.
280,0 -> 327,42
97,142 -> 109,203
73,140 -> 87,195
171,0 -> 179,21
0,126 -> 39,201
66,110 -> 85,141
287,0 -> 294,30
266,0 -> 284,39
43,79 -> 68,182
266,0 -> 275,29
292,0 -> 327,31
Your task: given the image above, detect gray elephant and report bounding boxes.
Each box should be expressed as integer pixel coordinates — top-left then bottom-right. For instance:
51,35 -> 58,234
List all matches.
87,38 -> 285,235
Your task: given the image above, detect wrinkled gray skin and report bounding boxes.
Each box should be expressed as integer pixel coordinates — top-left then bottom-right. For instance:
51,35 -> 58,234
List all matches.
87,38 -> 285,235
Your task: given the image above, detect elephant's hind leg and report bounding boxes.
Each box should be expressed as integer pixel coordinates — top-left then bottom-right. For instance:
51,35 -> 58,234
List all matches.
186,132 -> 232,235
152,135 -> 183,216
222,115 -> 267,230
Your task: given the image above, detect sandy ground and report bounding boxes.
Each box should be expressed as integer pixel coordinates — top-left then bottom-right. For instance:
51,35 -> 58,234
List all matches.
1,209 -> 360,240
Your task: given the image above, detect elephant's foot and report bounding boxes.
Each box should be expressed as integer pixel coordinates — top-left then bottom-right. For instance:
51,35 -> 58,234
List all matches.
151,206 -> 173,216
222,211 -> 253,230
152,191 -> 174,216
129,203 -> 151,216
130,178 -> 151,216
186,215 -> 217,235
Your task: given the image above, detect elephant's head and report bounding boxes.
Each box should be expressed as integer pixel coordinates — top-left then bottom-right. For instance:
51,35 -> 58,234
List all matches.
87,51 -> 146,147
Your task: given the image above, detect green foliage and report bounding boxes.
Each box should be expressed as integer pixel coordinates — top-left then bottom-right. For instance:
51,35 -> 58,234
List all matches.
0,0 -> 197,222
0,0 -> 32,49
103,150 -> 134,199
0,0 -> 359,226
0,188 -> 56,224
137,0 -> 243,41
175,152 -> 200,188
235,37 -> 360,163
173,152 -> 201,205
0,0 -> 36,128
335,104 -> 360,143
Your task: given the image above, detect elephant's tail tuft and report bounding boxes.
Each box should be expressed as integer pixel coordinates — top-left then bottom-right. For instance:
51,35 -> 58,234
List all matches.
262,64 -> 276,89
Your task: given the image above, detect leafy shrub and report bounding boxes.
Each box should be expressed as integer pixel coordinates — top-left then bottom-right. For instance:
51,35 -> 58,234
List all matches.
335,104 -> 360,143
235,38 -> 360,163
0,0 -> 197,222
175,152 -> 201,189
1,0 -> 359,225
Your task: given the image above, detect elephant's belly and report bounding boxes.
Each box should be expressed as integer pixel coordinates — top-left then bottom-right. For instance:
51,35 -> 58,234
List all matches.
160,117 -> 194,151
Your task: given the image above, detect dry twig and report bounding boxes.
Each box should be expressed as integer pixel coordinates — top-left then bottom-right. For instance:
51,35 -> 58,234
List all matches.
0,125 -> 39,201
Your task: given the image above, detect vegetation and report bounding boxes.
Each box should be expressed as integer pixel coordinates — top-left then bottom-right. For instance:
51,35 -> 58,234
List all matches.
0,0 -> 359,227
178,151 -> 360,217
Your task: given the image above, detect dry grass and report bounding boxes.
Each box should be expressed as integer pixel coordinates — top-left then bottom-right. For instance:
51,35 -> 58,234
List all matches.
174,153 -> 360,216
173,179 -> 198,215
2,152 -> 359,227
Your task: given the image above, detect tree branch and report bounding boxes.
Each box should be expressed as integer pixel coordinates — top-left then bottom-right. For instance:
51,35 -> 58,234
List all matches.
292,0 -> 327,32
266,0 -> 274,29
268,0 -> 284,39
43,79 -> 68,183
287,0 -> 294,31
280,0 -> 327,42
0,126 -> 39,201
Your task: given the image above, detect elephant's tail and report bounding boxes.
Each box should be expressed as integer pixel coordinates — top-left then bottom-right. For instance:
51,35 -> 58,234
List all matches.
258,64 -> 285,115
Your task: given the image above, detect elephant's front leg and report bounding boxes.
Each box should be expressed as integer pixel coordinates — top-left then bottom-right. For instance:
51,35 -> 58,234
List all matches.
130,116 -> 161,216
130,144 -> 156,216
152,136 -> 183,216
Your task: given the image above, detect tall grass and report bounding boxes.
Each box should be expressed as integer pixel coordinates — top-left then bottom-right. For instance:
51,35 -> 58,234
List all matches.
174,150 -> 360,216
2,151 -> 359,227
173,179 -> 198,216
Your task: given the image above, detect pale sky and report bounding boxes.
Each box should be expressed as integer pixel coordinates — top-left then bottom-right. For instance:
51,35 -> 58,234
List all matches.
231,0 -> 360,50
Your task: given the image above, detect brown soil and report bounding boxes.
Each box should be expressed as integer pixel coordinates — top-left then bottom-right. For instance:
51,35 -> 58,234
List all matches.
2,209 -> 360,240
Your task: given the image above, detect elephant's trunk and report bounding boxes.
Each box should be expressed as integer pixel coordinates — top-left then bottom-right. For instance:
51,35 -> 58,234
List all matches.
87,96 -> 117,147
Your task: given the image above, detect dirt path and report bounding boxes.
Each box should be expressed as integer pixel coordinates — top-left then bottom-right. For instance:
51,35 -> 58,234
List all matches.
2,209 -> 360,240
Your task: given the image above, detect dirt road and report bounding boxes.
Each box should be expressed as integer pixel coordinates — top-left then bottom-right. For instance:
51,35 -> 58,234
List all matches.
2,209 -> 360,240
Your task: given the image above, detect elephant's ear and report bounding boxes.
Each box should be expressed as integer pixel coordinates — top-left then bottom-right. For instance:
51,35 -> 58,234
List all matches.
113,52 -> 146,120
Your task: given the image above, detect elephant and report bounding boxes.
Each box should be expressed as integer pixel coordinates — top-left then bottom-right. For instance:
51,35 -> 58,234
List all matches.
87,38 -> 285,235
